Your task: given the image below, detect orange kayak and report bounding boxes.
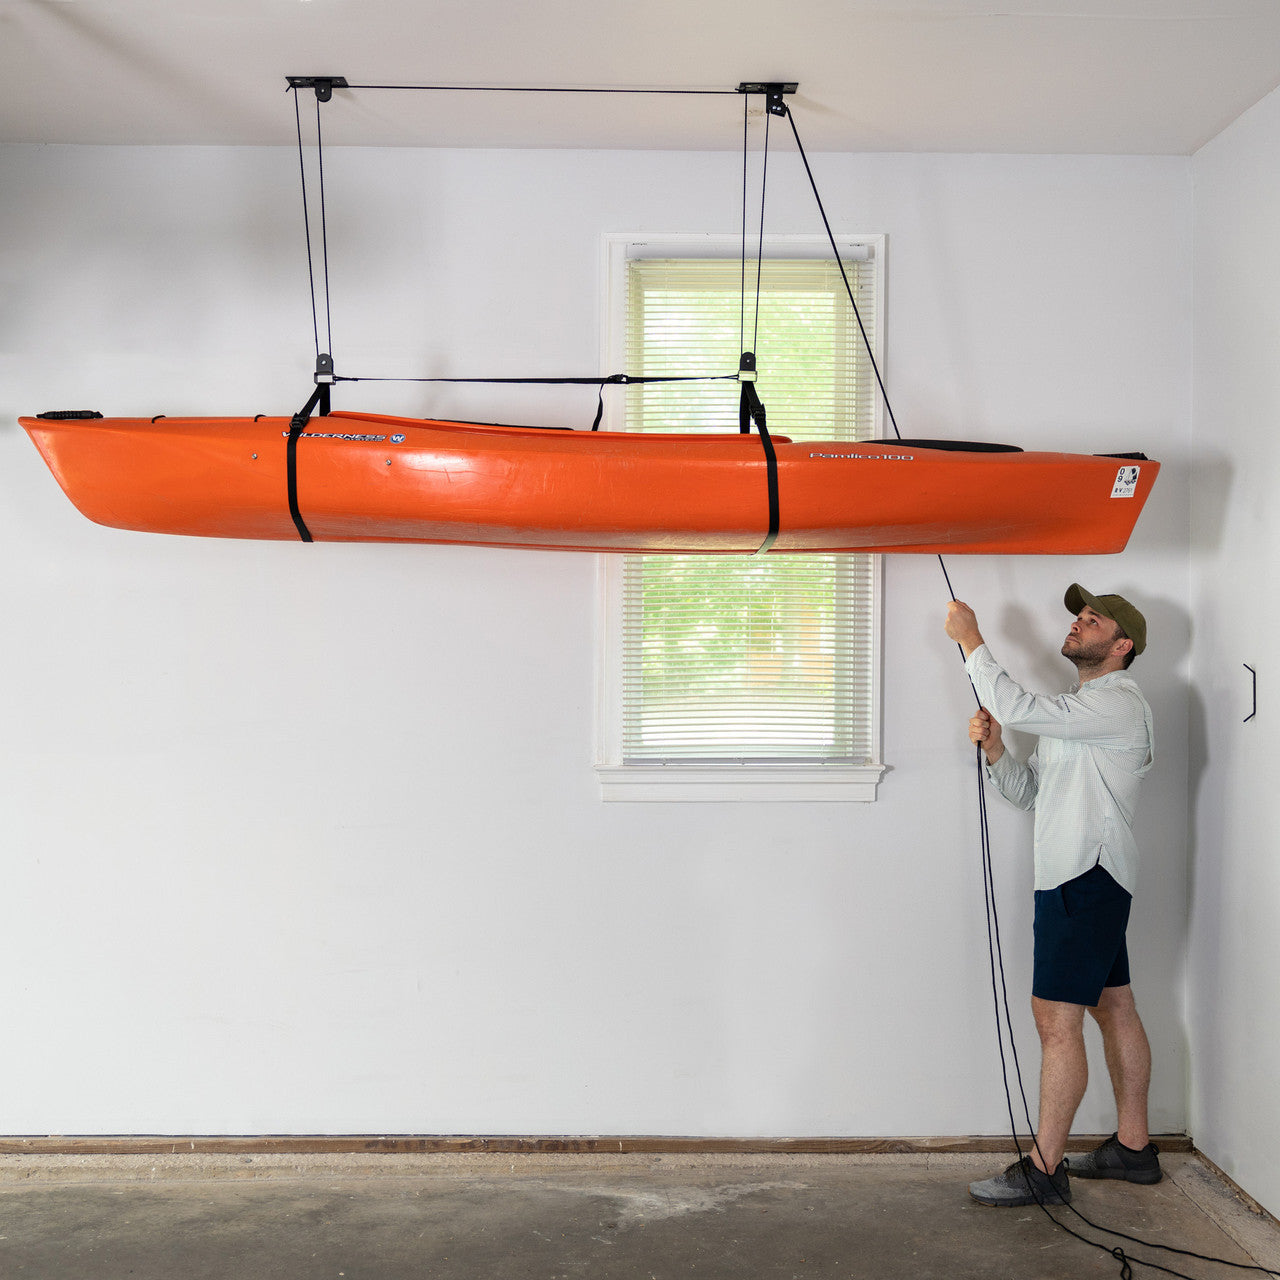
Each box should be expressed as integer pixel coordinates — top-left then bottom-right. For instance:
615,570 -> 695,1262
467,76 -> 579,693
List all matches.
20,410 -> 1159,555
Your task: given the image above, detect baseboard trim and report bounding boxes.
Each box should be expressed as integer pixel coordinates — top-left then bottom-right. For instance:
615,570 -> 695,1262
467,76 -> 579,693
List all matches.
0,1133 -> 1195,1157
1191,1149 -> 1280,1226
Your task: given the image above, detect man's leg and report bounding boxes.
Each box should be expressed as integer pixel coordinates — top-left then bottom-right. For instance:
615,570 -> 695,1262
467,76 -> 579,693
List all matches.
1030,996 -> 1088,1174
967,996 -> 1083,1204
1088,983 -> 1152,1150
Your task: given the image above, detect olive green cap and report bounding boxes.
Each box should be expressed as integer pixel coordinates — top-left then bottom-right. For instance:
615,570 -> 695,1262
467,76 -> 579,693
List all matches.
1064,583 -> 1146,656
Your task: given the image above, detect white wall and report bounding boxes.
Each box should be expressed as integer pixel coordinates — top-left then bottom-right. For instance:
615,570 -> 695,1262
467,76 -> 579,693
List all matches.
1189,85 -> 1280,1216
1,141 -> 1190,1140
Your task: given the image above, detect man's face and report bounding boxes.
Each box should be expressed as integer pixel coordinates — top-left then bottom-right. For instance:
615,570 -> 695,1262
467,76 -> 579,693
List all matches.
1062,605 -> 1125,667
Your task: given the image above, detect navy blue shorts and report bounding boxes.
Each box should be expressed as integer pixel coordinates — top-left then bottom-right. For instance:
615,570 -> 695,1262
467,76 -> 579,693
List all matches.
1033,864 -> 1132,1007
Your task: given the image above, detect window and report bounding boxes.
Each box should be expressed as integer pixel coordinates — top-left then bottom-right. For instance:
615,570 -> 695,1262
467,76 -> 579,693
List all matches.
596,236 -> 885,802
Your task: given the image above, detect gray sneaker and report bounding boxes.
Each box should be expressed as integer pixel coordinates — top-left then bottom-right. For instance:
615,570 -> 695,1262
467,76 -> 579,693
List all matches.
969,1155 -> 1071,1207
1068,1133 -> 1162,1184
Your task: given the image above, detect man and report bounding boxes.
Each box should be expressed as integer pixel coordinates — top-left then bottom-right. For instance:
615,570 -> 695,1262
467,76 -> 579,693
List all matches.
943,585 -> 1159,1208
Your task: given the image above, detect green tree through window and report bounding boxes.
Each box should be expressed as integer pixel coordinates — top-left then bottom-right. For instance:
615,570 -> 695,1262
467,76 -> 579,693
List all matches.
619,255 -> 880,764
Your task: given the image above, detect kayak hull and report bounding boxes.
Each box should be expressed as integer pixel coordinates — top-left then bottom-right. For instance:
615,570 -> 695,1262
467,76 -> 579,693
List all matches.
20,411 -> 1160,555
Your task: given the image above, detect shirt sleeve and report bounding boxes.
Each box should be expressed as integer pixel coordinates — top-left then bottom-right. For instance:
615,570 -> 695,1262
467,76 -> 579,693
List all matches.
964,644 -> 1144,748
985,744 -> 1039,811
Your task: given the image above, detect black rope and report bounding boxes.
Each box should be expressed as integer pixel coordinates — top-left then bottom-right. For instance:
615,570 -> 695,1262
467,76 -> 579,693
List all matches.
732,90 -> 781,553
290,77 -> 767,442
780,103 -> 903,443
338,83 -> 736,96
330,372 -> 735,387
736,92 -> 771,361
315,94 -> 334,361
741,94 -> 749,361
949,552 -> 1045,1176
293,89 -> 322,363
752,108 -> 770,357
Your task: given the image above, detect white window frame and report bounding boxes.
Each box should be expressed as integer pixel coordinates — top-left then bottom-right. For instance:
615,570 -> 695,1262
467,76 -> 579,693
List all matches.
594,233 -> 886,803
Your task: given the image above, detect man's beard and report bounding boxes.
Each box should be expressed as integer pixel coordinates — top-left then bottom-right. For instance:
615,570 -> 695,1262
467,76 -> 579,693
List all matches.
1062,633 -> 1115,669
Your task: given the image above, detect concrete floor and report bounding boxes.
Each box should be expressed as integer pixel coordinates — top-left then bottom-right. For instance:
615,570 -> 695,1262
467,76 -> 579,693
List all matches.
1,1151 -> 1277,1279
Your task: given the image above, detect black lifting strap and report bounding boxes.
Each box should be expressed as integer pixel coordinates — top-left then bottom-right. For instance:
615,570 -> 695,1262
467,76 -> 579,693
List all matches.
738,353 -> 779,554
287,382 -> 329,543
587,373 -> 724,430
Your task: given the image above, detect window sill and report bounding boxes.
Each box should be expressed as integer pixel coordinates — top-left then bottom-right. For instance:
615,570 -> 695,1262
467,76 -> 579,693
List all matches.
595,763 -> 886,803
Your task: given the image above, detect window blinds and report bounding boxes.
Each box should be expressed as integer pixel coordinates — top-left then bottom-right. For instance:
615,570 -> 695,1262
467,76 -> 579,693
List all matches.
620,254 -> 879,764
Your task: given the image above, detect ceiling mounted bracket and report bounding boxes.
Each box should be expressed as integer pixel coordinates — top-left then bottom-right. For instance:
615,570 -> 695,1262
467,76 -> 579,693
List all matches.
737,82 -> 798,116
287,76 -> 350,102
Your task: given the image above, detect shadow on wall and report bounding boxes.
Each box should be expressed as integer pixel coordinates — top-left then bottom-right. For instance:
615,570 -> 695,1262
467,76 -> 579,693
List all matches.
1187,452 -> 1235,558
1143,595 -> 1195,1131
995,600 -> 1068,695
1184,677 -> 1214,1110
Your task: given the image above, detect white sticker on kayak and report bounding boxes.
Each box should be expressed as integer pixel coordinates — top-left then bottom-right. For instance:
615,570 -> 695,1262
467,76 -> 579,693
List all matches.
1111,465 -> 1140,498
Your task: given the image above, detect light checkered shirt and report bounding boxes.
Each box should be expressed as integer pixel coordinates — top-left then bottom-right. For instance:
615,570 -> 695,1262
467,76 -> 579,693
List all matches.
964,644 -> 1155,893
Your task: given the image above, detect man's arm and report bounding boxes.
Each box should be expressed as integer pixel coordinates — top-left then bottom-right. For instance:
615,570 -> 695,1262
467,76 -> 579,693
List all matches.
946,601 -> 1147,748
967,645 -> 1146,746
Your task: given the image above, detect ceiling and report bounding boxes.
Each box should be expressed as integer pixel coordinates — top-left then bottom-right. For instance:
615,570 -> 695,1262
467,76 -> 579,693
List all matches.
4,0 -> 1280,154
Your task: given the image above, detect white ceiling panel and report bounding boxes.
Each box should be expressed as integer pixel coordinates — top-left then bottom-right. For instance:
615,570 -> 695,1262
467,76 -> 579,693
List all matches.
3,0 -> 1280,153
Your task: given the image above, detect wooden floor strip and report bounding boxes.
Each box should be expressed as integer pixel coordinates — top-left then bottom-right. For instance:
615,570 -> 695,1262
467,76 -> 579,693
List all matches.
0,1134 -> 1194,1157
